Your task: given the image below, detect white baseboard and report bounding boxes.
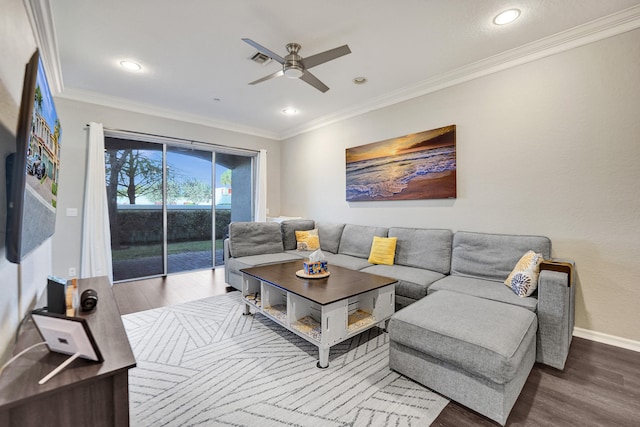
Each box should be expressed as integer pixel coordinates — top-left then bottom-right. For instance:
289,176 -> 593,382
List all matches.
573,327 -> 640,353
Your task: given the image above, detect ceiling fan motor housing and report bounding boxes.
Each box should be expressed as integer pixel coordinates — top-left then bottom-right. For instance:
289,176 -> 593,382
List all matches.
284,43 -> 304,78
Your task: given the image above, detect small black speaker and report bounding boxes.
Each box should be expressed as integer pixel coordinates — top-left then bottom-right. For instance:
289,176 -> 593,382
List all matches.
80,289 -> 98,312
47,276 -> 67,314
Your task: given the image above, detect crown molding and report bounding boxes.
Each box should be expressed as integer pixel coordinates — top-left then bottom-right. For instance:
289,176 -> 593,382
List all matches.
279,4 -> 640,140
24,0 -> 63,94
57,88 -> 280,140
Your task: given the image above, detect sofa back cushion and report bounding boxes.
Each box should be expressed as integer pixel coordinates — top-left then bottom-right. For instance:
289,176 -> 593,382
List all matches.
389,227 -> 452,274
316,222 -> 346,253
451,231 -> 551,281
228,222 -> 284,257
338,224 -> 388,258
281,219 -> 315,250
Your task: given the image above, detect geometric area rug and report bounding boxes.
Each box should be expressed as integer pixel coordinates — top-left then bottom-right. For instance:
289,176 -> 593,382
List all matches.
122,292 -> 449,426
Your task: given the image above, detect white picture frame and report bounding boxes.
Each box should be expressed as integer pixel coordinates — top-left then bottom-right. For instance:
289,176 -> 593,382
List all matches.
31,310 -> 103,362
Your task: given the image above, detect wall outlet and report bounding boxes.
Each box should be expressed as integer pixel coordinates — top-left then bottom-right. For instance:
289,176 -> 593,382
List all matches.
68,267 -> 77,277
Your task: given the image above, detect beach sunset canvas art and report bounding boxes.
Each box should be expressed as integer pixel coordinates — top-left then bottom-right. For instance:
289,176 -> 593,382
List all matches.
346,125 -> 456,201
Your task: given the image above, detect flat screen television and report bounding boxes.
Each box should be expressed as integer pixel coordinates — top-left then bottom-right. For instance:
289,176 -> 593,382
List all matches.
5,50 -> 62,263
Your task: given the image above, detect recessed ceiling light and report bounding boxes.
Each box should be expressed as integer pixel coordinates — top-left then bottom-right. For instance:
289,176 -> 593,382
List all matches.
120,60 -> 142,72
281,108 -> 298,115
493,9 -> 521,25
353,77 -> 367,85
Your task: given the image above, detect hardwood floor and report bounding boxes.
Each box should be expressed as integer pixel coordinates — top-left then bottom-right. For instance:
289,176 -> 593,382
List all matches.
434,337 -> 640,426
112,268 -> 233,315
114,269 -> 640,426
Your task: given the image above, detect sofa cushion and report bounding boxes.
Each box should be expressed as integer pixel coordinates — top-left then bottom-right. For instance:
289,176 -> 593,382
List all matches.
428,275 -> 538,312
362,264 -> 445,300
228,222 -> 284,257
323,253 -> 372,270
389,227 -> 452,274
451,231 -> 551,281
368,236 -> 397,265
285,250 -> 372,270
295,229 -> 320,251
389,290 -> 537,384
281,219 -> 315,250
228,252 -> 304,273
316,222 -> 346,254
505,250 -> 544,297
338,224 -> 388,258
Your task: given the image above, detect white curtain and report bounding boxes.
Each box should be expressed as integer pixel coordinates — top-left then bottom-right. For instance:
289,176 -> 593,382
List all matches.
80,122 -> 113,283
255,149 -> 268,222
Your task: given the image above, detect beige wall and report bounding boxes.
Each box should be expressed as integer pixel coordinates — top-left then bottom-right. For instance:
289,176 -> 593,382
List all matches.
281,29 -> 640,342
51,99 -> 281,279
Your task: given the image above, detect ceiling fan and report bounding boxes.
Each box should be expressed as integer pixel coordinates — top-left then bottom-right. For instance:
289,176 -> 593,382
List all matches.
242,38 -> 351,93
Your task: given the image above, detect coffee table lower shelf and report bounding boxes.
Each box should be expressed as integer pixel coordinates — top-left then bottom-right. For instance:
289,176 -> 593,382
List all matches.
241,273 -> 395,368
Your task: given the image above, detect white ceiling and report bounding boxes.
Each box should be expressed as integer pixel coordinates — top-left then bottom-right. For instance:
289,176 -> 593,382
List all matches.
47,0 -> 640,140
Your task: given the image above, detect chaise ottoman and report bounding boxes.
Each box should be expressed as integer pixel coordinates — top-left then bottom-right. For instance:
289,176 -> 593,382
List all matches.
388,290 -> 537,425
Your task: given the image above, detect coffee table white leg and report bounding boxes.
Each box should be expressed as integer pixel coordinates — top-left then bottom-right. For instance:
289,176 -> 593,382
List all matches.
243,303 -> 251,316
317,345 -> 330,369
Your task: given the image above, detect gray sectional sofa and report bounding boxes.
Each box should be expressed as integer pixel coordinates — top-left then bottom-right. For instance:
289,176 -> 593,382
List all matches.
224,219 -> 575,425
225,220 -> 453,308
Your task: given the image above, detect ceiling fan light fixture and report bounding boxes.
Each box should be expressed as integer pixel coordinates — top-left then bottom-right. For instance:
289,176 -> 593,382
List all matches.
493,9 -> 521,25
283,66 -> 304,79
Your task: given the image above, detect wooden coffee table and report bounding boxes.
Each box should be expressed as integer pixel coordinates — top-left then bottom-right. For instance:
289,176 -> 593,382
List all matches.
240,261 -> 396,368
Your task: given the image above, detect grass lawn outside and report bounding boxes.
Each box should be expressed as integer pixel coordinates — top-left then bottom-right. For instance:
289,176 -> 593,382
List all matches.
112,239 -> 223,261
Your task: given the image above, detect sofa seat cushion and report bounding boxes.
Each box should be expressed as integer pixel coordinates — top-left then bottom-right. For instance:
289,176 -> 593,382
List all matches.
428,275 -> 538,312
362,264 -> 444,300
389,291 -> 537,384
288,250 -> 371,271
228,252 -> 304,273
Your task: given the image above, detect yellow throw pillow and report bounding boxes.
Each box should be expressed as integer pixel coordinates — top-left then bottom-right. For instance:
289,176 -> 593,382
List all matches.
368,236 -> 397,265
295,229 -> 320,251
504,250 -> 544,297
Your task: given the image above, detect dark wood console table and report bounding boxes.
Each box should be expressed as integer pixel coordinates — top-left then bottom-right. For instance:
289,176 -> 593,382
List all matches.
0,276 -> 136,426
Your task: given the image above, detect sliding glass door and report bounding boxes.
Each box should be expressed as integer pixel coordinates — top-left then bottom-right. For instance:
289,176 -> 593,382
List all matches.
105,138 -> 164,281
166,147 -> 213,274
105,135 -> 256,282
214,153 -> 254,266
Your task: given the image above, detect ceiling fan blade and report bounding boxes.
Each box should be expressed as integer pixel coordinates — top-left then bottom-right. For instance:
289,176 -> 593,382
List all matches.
242,38 -> 285,64
248,69 -> 284,85
299,71 -> 329,93
302,45 -> 351,69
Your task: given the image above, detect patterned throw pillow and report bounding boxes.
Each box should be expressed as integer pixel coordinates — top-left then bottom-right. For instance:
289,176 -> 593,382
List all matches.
505,250 -> 544,297
368,236 -> 397,265
295,229 -> 320,251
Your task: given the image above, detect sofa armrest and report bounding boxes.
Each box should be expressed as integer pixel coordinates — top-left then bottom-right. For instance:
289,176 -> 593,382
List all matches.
535,260 -> 575,370
224,238 -> 231,284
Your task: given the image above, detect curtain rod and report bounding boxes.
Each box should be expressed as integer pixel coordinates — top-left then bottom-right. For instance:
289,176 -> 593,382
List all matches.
84,124 -> 259,155
85,124 -> 194,144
